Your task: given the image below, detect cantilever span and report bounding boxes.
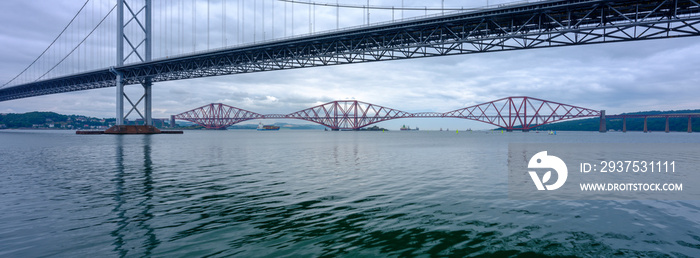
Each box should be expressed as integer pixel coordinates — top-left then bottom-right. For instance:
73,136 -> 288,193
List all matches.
173,103 -> 264,129
172,96 -> 602,131
285,101 -> 412,130
443,96 -> 601,131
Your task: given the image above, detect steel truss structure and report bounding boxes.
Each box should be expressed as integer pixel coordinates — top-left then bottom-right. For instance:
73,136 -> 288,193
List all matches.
174,103 -> 263,129
286,101 -> 411,130
2,0 -> 700,102
115,0 -> 152,126
173,96 -> 602,131
442,96 -> 601,131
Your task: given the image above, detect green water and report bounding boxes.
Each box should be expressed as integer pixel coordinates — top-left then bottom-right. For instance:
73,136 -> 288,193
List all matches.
1,130 -> 699,256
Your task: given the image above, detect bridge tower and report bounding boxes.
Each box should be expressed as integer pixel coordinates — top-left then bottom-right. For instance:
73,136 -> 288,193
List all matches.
114,0 -> 152,126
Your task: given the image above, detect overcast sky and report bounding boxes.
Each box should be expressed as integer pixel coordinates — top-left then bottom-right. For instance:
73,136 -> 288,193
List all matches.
1,0 -> 699,130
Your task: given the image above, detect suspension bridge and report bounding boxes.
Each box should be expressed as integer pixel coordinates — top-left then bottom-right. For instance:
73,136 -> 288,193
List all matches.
1,0 -> 700,133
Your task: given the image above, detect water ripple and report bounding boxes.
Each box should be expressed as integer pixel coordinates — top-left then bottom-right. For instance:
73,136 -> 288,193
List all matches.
1,130 -> 700,256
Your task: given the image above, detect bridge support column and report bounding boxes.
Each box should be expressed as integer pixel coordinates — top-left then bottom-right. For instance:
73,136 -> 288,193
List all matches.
599,110 -> 606,133
102,0 -> 163,134
143,0 -> 152,125
116,73 -> 124,125
622,117 -> 627,133
689,117 -> 693,133
143,81 -> 152,126
665,116 -> 670,133
115,0 -> 124,126
644,117 -> 648,133
170,115 -> 176,128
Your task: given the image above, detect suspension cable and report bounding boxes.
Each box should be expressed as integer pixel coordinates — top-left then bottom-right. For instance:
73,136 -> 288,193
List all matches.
36,4 -> 118,82
2,0 -> 91,88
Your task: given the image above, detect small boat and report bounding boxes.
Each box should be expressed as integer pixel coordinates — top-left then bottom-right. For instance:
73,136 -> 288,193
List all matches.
257,122 -> 280,131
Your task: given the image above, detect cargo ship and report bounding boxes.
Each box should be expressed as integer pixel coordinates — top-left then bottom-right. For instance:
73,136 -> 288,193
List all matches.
400,125 -> 419,131
257,122 -> 280,131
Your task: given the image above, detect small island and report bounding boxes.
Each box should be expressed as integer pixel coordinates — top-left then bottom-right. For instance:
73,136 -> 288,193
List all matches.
359,125 -> 388,131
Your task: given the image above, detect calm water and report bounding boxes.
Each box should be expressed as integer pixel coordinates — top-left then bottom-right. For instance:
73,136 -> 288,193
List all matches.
1,129 -> 700,257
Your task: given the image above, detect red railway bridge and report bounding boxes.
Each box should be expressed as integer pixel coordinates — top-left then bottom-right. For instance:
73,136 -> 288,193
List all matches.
172,96 -> 631,131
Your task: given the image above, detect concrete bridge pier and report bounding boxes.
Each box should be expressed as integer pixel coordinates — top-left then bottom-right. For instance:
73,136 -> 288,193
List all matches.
665,116 -> 670,133
144,81 -> 152,126
644,117 -> 648,133
622,117 -> 627,133
599,110 -> 606,133
690,117 -> 693,133
115,71 -> 124,125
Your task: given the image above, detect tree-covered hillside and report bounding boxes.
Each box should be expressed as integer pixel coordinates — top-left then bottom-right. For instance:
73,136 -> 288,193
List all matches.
0,112 -> 115,129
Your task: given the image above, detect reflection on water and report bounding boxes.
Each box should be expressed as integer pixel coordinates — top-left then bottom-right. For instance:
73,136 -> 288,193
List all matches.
111,136 -> 158,256
0,130 -> 699,256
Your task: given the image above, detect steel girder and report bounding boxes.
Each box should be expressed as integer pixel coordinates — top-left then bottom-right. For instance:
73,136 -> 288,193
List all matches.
3,0 -> 700,101
0,70 -> 115,101
172,97 -> 600,130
